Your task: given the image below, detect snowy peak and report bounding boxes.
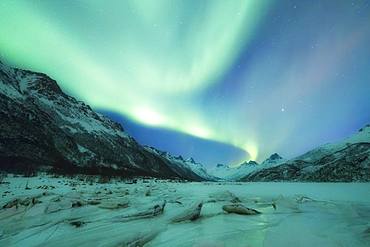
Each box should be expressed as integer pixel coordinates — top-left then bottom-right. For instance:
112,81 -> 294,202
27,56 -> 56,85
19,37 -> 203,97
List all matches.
295,123 -> 370,163
144,146 -> 216,181
0,62 -> 64,97
260,153 -> 285,166
358,124 -> 370,133
268,153 -> 283,161
209,160 -> 260,181
239,160 -> 259,167
209,154 -> 285,181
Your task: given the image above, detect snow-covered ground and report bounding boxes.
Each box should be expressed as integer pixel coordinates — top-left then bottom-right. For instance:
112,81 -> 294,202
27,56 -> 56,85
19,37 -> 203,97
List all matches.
1,175 -> 369,247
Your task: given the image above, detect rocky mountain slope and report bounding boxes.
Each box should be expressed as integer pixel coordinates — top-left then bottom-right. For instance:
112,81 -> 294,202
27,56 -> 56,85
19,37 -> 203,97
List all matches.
145,147 -> 217,181
260,153 -> 285,166
0,61 -> 204,180
241,125 -> 370,182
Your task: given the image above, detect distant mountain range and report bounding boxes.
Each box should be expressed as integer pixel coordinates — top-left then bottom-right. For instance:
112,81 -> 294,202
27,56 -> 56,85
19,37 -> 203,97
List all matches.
0,61 -> 204,180
241,124 -> 370,182
209,153 -> 286,181
211,126 -> 369,182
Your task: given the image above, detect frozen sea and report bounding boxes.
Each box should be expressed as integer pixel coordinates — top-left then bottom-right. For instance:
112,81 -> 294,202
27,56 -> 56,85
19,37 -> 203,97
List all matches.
0,175 -> 369,247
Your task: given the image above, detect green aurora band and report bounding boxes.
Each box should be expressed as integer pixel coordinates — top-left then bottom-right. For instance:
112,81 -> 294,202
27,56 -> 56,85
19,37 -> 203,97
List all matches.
0,0 -> 271,162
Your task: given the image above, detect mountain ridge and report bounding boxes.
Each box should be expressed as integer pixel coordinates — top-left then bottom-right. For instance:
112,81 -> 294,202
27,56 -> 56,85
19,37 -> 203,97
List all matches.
0,61 -> 205,180
209,153 -> 286,180
240,125 -> 370,182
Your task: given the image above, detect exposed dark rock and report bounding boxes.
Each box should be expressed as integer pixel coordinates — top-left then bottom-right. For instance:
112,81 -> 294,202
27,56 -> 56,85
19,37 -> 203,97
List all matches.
269,153 -> 283,161
171,201 -> 203,222
2,195 -> 42,209
112,201 -> 166,222
69,221 -> 85,228
222,204 -> 261,215
239,160 -> 259,167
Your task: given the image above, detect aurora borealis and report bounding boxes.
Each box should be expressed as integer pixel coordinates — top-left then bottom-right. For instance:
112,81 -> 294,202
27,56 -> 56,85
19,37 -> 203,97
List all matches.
1,0 -> 369,166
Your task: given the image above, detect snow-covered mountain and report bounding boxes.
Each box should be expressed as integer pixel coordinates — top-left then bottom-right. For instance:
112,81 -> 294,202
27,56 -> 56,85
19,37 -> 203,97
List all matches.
0,61 -> 204,180
242,125 -> 370,182
145,147 -> 217,181
260,153 -> 284,165
209,161 -> 258,181
209,153 -> 286,181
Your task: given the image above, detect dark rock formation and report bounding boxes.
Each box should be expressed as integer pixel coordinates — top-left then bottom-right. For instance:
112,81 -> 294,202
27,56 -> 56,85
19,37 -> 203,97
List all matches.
222,204 -> 261,215
267,153 -> 283,161
240,160 -> 259,166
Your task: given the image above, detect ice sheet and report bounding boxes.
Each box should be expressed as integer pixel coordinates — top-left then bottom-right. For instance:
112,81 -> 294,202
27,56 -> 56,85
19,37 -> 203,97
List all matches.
0,175 -> 369,246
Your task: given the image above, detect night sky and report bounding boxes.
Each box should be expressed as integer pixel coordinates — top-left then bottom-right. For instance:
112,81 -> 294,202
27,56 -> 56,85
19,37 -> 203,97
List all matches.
1,0 -> 369,167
